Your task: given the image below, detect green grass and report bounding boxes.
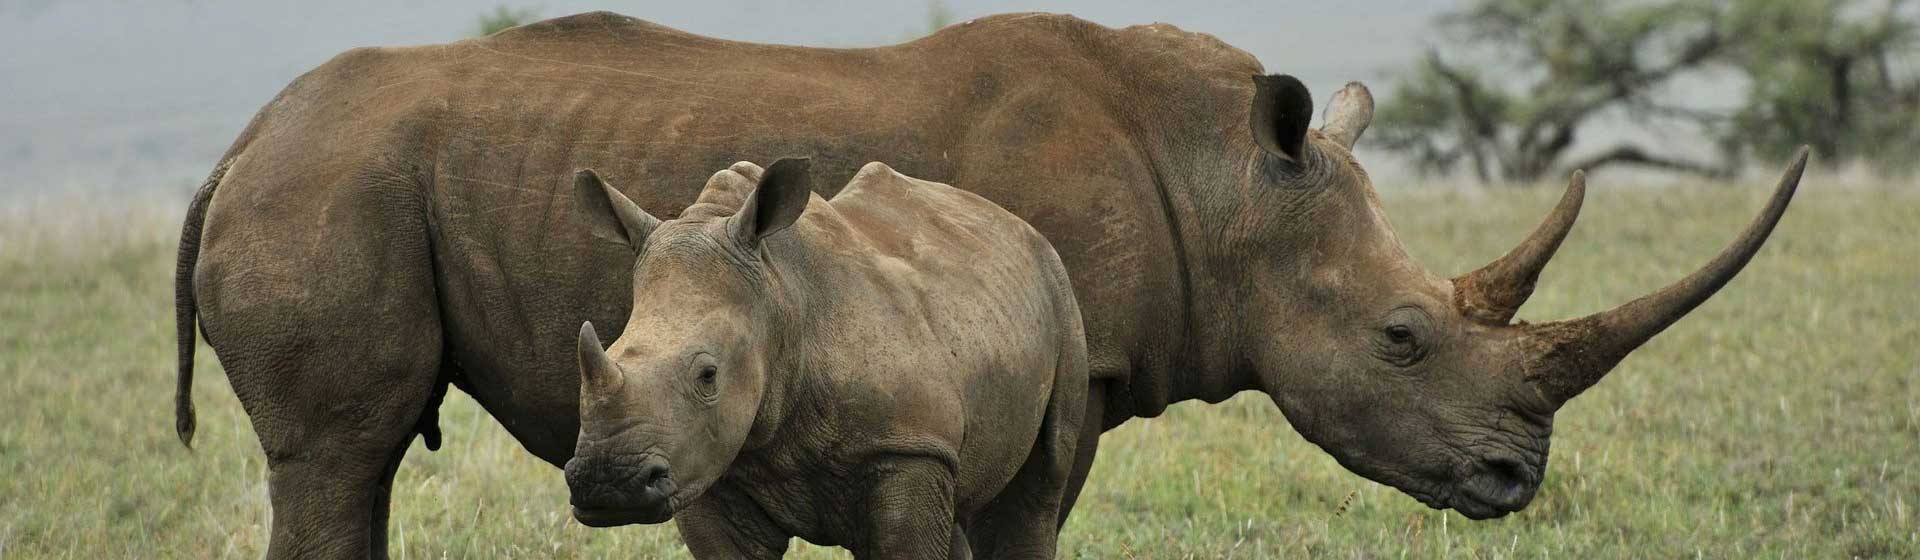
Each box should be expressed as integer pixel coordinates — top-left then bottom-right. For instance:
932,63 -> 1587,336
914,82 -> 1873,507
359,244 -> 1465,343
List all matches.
3,181 -> 1915,558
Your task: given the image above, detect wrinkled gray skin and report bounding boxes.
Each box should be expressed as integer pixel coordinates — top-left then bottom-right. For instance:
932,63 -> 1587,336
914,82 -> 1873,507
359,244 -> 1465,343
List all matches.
563,158 -> 1086,558
174,11 -> 1807,557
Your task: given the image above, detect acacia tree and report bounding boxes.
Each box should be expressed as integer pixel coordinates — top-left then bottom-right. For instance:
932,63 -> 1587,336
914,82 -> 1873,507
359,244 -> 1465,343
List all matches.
1375,0 -> 1742,183
1717,0 -> 1919,171
475,6 -> 540,37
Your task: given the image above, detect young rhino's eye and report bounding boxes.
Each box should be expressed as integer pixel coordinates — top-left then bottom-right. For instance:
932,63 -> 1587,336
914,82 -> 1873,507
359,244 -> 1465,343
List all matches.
1386,325 -> 1416,344
692,362 -> 719,400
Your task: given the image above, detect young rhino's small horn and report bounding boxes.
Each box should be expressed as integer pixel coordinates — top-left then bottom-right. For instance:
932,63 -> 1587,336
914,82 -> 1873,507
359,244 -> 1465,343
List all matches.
578,321 -> 622,391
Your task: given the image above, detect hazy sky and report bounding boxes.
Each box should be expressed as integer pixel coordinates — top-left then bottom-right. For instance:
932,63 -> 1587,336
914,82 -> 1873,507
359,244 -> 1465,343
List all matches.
0,1 -> 1457,196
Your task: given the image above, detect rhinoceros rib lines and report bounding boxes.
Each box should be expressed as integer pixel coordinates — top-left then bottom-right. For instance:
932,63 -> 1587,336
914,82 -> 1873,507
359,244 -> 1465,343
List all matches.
469,44 -> 726,99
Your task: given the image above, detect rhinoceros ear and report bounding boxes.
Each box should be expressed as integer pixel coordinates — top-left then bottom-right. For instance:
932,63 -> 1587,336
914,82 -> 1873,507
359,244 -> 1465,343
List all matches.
574,169 -> 660,250
730,158 -> 812,247
1249,74 -> 1314,162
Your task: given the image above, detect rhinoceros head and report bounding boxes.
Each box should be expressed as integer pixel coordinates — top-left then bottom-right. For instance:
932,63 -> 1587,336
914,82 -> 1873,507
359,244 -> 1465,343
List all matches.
562,159 -> 813,528
1233,76 -> 1806,519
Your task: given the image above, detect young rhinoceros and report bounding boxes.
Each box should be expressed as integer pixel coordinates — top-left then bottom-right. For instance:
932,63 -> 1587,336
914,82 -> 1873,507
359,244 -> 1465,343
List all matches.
563,158 -> 1088,559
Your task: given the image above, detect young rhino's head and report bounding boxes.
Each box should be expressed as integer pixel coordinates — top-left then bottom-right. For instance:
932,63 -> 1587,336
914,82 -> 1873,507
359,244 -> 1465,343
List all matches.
562,159 -> 814,528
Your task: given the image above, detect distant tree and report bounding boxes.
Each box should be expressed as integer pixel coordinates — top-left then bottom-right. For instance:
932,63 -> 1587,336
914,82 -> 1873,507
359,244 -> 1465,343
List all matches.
1373,0 -> 1730,184
476,6 -> 540,37
1716,0 -> 1919,172
900,1 -> 954,41
927,1 -> 954,33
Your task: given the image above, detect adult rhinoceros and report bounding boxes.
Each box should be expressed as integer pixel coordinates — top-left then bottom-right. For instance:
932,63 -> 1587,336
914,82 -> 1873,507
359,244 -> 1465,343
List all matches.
173,11 -> 1806,558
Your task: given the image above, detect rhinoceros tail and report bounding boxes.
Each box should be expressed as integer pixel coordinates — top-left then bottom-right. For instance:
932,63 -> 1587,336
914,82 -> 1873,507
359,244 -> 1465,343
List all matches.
174,159 -> 229,450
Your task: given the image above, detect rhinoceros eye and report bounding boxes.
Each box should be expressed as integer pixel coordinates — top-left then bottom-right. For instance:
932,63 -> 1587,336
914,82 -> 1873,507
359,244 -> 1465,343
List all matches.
1386,325 -> 1416,344
1375,307 -> 1433,367
689,354 -> 719,400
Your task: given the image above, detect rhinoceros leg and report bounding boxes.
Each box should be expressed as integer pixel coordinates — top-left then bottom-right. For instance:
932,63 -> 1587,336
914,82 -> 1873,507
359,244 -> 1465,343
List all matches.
855,458 -> 958,560
196,180 -> 444,559
965,354 -> 1092,558
1056,379 -> 1107,527
247,357 -> 437,560
674,483 -> 791,559
218,299 -> 441,560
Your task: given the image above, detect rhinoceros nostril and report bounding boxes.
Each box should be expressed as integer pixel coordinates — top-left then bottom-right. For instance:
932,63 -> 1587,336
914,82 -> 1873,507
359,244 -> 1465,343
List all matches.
641,461 -> 671,491
1466,457 -> 1538,512
1484,457 -> 1532,486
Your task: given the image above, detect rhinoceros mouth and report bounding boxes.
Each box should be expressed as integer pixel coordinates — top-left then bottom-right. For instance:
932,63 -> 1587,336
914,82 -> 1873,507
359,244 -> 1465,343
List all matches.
1396,481 -> 1527,520
1447,493 -> 1520,520
572,503 -> 674,527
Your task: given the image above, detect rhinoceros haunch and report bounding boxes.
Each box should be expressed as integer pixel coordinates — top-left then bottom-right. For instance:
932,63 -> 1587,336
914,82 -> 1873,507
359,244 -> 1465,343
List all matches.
566,158 -> 1086,558
172,11 -> 1806,557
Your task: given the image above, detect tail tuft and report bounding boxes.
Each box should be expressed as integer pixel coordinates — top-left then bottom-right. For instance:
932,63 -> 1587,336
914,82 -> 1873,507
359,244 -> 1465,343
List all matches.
176,397 -> 197,449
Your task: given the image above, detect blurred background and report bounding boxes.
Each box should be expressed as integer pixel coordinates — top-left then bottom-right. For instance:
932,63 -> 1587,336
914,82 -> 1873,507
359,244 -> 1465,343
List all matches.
0,0 -> 1441,197
1,1 -> 1915,558
5,0 -> 1914,198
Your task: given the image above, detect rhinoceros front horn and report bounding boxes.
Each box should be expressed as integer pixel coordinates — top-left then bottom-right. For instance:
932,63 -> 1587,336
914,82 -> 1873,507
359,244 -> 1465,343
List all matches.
1453,170 -> 1587,324
578,321 -> 622,392
1529,147 -> 1810,405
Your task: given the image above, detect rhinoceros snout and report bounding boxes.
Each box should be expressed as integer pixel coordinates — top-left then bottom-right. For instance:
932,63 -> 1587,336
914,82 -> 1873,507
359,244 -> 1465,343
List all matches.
564,454 -> 676,526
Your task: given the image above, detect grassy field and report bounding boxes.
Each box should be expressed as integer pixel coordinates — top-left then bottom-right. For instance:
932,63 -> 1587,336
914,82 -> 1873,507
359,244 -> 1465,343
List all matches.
2,180 -> 1915,558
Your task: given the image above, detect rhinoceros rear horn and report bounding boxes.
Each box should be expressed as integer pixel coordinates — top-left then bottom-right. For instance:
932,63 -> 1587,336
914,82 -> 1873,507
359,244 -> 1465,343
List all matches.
1453,171 -> 1586,324
1320,82 -> 1374,150
1530,147 -> 1809,405
578,321 -> 622,392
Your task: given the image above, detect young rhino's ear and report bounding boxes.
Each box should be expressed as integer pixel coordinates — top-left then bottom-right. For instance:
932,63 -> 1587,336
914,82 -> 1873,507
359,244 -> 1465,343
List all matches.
730,157 -> 812,247
574,169 -> 661,250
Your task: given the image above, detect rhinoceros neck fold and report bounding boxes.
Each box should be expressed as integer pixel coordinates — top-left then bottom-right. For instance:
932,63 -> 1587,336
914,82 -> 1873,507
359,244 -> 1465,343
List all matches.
1104,113 -> 1282,422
